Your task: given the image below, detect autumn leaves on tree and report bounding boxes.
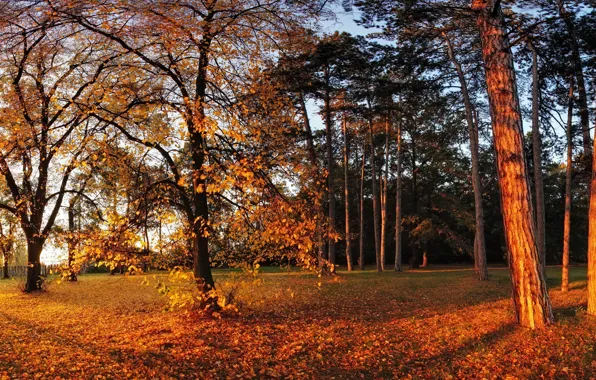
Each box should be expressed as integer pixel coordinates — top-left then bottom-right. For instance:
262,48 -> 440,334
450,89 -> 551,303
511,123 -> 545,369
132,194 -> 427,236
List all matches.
0,0 -> 595,331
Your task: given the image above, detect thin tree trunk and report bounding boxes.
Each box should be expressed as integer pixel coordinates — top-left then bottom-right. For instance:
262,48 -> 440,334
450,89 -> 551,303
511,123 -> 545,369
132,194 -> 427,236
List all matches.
528,43 -> 547,272
67,204 -> 77,282
359,142 -> 366,270
411,138 -> 420,269
368,117 -> 381,272
342,113 -> 353,271
562,75 -> 574,292
558,0 -> 591,157
473,0 -> 554,328
380,117 -> 390,271
443,32 -> 488,281
324,78 -> 336,270
394,118 -> 403,272
299,93 -> 326,269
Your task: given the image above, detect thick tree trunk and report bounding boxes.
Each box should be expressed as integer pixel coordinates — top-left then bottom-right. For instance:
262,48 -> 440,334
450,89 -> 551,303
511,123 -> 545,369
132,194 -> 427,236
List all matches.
359,144 -> 366,270
368,118 -> 381,272
588,86 -> 596,315
25,238 -> 43,292
324,82 -> 336,270
380,117 -> 390,271
2,253 -> 8,279
342,114 -> 353,271
444,32 -> 488,281
562,75 -> 574,293
394,119 -> 403,272
527,44 -> 547,272
473,0 -> 554,328
558,0 -> 591,157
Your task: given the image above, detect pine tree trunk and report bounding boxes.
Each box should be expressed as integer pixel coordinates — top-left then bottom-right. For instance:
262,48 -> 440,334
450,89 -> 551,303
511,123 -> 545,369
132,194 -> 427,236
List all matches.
324,80 -> 336,270
343,113 -> 353,271
528,44 -> 547,272
411,139 -> 420,269
558,0 -> 591,157
394,119 -> 403,272
359,144 -> 366,270
472,0 -> 554,328
368,117 -> 381,272
380,117 -> 390,271
444,32 -> 488,281
588,85 -> 596,315
562,75 -> 574,293
299,93 -> 326,270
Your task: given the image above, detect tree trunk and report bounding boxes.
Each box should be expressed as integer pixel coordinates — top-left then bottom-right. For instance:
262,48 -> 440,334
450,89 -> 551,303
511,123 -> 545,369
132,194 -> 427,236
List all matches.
342,113 -> 353,271
359,143 -> 366,270
558,0 -> 591,157
368,117 -> 381,272
411,138 -> 420,269
395,118 -> 403,272
380,117 -> 390,271
190,32 -> 215,293
25,238 -> 43,292
421,250 -> 428,268
588,84 -> 596,315
562,75 -> 574,292
324,79 -> 336,270
67,205 -> 77,282
444,32 -> 488,281
299,93 -> 326,270
2,252 -> 8,279
527,44 -> 547,272
472,0 -> 554,328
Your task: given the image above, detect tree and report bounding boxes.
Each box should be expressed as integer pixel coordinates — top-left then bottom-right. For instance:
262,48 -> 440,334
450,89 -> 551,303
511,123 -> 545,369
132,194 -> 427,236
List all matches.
443,30 -> 488,280
472,0 -> 553,328
0,213 -> 16,279
59,0 -> 325,291
561,74 -> 574,292
0,3 -> 111,291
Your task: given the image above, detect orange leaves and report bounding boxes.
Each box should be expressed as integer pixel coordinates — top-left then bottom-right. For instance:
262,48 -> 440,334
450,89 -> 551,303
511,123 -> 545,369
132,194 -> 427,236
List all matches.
0,268 -> 596,377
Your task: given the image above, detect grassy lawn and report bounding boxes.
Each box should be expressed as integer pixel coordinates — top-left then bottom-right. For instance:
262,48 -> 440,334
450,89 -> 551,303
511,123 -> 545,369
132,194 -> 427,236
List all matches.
0,266 -> 594,379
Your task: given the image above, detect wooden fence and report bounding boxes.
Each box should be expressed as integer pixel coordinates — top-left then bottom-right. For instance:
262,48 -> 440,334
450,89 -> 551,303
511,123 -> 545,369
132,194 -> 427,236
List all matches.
5,264 -> 61,278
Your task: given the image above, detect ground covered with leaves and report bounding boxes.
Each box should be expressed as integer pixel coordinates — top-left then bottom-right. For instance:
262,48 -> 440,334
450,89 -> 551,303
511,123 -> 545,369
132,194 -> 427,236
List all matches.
0,266 -> 594,379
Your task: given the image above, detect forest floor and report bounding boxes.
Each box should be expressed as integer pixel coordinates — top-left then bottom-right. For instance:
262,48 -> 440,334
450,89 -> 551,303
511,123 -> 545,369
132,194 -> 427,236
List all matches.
0,266 -> 594,379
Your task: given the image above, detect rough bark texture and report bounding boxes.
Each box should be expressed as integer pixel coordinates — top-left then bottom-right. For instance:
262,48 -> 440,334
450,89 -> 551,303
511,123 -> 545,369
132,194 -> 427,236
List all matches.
444,32 -> 488,281
394,119 -> 403,272
528,45 -> 546,271
342,114 -> 353,271
562,75 -> 574,293
368,117 -> 381,272
25,239 -> 43,292
359,145 -> 366,270
472,0 -> 554,328
589,86 -> 596,315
